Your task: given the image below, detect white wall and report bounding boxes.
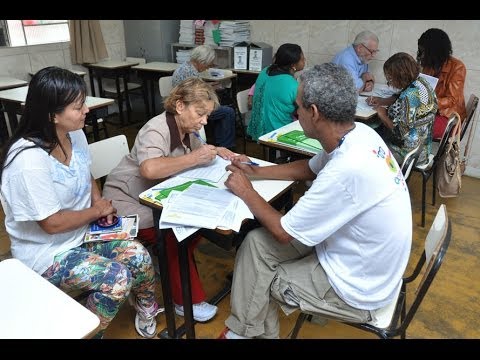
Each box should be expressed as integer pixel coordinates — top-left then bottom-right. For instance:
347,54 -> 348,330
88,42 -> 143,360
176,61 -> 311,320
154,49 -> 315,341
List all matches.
1,19 -> 480,177
250,20 -> 480,178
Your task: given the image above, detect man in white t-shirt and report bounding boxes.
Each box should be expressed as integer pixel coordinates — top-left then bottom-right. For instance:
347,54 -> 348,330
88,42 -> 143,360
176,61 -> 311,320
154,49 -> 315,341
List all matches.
219,63 -> 412,339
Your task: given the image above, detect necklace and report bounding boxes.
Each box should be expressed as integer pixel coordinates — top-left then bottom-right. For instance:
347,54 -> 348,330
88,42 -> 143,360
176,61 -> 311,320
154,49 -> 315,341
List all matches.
337,123 -> 356,148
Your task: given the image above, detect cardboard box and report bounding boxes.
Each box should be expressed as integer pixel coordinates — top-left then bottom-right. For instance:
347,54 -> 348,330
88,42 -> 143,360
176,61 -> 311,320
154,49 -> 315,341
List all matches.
248,42 -> 272,72
234,41 -> 249,70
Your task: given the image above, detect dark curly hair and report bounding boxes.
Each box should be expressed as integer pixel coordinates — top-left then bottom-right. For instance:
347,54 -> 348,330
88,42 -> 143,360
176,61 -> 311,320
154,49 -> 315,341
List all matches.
417,28 -> 452,75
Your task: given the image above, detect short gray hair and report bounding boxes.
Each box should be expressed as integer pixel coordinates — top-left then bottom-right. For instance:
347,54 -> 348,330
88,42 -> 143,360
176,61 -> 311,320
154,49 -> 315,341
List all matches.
191,45 -> 216,66
353,30 -> 379,46
299,63 -> 357,123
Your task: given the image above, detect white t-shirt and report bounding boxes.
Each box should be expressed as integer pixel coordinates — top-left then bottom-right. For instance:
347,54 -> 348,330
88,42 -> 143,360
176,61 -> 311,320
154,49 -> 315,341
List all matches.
1,130 -> 92,274
281,122 -> 412,310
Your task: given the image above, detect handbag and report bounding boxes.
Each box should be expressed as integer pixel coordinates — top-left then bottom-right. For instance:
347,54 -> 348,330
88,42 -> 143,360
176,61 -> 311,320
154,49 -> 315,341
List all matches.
437,112 -> 462,198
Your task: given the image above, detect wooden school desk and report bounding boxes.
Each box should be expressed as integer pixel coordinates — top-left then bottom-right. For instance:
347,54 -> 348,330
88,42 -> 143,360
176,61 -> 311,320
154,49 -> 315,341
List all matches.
83,60 -> 140,126
0,258 -> 100,338
132,62 -> 180,118
0,77 -> 28,144
139,156 -> 294,339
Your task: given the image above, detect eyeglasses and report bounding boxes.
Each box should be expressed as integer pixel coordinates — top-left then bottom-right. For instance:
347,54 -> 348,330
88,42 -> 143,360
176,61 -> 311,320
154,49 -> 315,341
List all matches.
361,43 -> 379,56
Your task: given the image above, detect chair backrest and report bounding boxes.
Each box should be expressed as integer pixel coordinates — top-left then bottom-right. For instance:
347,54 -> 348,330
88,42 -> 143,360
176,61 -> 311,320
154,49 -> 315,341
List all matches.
88,135 -> 129,180
398,204 -> 451,336
159,76 -> 173,98
236,88 -> 250,116
401,144 -> 422,180
290,204 -> 451,339
460,94 -> 479,141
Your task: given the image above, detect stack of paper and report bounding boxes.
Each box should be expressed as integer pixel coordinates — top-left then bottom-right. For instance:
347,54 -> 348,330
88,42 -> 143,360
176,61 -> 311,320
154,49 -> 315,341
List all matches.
84,215 -> 139,243
139,156 -> 255,241
219,20 -> 250,47
178,20 -> 195,44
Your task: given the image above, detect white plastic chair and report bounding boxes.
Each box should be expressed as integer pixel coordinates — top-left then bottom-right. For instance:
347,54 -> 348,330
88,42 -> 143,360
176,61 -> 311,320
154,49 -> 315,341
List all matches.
159,76 -> 173,99
88,134 -> 130,185
290,204 -> 451,339
236,88 -> 251,150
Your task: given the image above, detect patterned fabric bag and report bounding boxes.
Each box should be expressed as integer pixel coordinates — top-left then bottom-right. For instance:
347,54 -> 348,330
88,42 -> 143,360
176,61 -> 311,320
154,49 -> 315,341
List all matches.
437,112 -> 462,198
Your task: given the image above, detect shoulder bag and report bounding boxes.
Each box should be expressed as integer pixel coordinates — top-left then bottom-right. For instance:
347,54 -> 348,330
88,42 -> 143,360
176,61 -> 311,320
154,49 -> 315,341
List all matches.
437,112 -> 462,198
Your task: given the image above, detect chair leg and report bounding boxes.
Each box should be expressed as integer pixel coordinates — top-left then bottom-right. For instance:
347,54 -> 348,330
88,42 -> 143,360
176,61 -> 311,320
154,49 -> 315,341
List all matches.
290,312 -> 309,339
432,168 -> 437,206
421,174 -> 427,227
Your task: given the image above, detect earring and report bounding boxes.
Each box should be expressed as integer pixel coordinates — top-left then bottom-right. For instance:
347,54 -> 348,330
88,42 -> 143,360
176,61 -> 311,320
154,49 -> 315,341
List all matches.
292,67 -> 297,72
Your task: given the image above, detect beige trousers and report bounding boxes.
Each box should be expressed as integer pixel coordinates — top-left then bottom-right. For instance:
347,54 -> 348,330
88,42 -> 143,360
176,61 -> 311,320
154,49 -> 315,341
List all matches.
225,227 -> 372,339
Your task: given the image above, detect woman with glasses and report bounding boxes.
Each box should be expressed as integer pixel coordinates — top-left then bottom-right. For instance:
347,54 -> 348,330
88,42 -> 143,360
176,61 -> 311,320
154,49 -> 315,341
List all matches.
368,52 -> 438,166
417,28 -> 466,141
333,30 -> 379,92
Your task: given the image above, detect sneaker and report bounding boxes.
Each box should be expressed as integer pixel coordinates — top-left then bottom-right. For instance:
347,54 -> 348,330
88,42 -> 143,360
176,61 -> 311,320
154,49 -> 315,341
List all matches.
174,301 -> 218,322
129,295 -> 163,338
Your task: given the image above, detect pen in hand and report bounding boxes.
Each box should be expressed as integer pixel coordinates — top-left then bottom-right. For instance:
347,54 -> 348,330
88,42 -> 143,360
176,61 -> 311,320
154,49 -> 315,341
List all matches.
239,161 -> 260,166
193,131 -> 207,144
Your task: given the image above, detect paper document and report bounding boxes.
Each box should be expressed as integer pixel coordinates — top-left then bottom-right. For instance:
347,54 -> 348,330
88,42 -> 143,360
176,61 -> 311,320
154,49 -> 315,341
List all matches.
160,184 -> 235,229
419,73 -> 439,90
360,83 -> 400,98
175,156 -> 230,183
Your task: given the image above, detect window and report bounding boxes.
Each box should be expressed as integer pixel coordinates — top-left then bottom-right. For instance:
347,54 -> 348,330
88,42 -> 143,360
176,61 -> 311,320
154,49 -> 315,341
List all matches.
4,20 -> 69,47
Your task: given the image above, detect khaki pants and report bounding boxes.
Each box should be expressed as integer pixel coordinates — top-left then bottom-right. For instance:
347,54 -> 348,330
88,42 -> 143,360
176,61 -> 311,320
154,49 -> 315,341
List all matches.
225,228 -> 371,339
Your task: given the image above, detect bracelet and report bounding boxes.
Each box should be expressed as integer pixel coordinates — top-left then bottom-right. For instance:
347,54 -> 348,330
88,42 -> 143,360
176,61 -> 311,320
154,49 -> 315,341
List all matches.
365,80 -> 373,83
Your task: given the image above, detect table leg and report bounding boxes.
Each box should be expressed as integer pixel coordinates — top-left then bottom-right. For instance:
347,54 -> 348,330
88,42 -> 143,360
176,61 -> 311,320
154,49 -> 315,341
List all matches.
150,79 -> 156,116
115,76 -> 125,126
178,238 -> 195,339
3,102 -> 22,134
153,210 -> 178,339
122,75 -> 132,123
88,68 -> 96,97
141,77 -> 150,119
0,107 -> 8,144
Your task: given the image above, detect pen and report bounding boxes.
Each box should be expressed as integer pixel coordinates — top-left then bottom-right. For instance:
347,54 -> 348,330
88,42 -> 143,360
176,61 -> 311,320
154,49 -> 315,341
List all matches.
193,131 -> 207,144
240,161 -> 260,166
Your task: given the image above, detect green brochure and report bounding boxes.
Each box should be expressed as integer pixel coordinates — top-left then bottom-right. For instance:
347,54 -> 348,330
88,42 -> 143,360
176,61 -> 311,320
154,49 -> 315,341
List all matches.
277,130 -> 322,151
155,179 -> 217,201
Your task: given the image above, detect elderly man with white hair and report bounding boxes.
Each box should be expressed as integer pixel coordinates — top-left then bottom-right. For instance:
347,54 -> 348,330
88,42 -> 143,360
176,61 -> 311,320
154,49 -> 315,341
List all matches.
333,30 -> 380,92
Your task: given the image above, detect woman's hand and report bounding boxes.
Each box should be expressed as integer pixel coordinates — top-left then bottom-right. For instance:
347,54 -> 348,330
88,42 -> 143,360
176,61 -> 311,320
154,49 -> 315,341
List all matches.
216,147 -> 237,160
92,198 -> 116,221
191,144 -> 217,165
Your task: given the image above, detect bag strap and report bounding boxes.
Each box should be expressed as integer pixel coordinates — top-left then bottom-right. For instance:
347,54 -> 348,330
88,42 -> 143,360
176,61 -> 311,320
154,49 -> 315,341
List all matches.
450,112 -> 462,143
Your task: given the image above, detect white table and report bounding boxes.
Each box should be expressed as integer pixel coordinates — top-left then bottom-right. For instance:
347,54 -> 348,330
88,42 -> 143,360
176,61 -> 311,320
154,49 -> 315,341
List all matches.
139,156 -> 294,339
0,86 -> 114,142
0,258 -> 100,338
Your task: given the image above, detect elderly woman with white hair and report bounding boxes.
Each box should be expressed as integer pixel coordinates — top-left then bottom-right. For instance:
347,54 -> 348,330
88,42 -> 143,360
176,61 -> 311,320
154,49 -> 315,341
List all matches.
172,45 -> 236,150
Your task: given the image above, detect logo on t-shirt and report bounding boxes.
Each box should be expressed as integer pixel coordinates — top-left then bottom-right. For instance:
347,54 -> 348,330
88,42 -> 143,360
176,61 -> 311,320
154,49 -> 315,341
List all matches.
372,146 -> 407,190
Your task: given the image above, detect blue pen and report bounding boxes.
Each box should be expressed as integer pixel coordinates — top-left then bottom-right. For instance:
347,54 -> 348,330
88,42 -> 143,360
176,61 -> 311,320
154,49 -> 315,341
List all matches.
240,161 -> 260,166
193,131 -> 207,144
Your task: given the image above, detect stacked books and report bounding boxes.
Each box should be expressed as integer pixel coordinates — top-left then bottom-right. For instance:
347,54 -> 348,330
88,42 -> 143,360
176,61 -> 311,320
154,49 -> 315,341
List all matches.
277,130 -> 322,152
84,215 -> 139,243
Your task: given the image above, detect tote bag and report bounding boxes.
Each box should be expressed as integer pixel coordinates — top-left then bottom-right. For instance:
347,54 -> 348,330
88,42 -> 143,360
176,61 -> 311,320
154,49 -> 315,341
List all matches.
437,112 -> 462,198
